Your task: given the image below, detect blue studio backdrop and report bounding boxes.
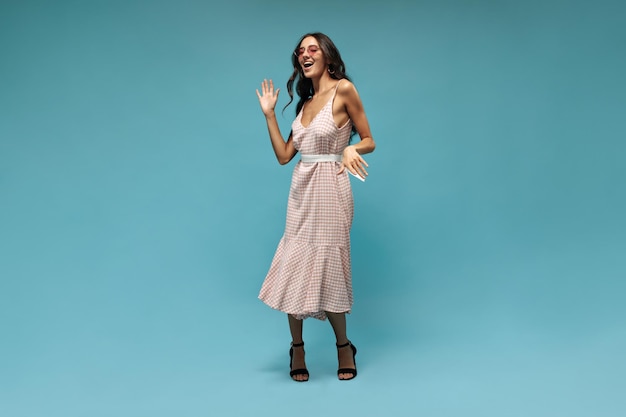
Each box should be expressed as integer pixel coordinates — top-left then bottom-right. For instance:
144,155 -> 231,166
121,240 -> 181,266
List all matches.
1,1 -> 625,416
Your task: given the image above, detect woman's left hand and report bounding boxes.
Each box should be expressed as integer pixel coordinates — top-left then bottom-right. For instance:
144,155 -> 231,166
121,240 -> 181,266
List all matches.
338,145 -> 369,178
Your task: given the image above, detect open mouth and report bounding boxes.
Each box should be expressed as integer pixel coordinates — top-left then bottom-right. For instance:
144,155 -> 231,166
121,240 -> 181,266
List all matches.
303,61 -> 313,69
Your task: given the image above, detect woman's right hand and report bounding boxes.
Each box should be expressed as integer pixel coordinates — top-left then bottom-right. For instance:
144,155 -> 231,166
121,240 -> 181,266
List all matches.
256,79 -> 280,116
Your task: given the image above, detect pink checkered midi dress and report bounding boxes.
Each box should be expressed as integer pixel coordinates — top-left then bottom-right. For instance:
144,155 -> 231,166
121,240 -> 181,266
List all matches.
259,83 -> 354,320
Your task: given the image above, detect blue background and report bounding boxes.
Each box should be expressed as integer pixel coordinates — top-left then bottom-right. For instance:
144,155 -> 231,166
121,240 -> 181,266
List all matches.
1,0 -> 625,416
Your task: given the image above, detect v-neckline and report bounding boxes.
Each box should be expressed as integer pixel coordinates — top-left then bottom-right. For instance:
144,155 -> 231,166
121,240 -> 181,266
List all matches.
299,96 -> 332,129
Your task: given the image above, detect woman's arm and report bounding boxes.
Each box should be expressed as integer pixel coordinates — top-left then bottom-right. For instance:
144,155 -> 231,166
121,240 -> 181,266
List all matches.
337,81 -> 376,178
256,79 -> 298,165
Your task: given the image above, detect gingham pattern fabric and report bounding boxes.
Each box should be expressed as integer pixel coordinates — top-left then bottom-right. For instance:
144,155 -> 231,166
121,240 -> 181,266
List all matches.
259,82 -> 354,320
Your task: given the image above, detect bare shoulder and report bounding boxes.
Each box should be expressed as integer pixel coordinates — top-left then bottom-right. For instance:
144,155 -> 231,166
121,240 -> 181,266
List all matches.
336,79 -> 362,110
337,79 -> 358,96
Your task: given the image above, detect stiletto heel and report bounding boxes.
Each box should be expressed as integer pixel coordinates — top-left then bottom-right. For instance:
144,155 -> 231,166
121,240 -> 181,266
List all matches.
289,342 -> 309,382
336,341 -> 357,380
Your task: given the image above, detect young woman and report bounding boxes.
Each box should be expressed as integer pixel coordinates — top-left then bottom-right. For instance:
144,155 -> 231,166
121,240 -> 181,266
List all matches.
256,32 -> 375,382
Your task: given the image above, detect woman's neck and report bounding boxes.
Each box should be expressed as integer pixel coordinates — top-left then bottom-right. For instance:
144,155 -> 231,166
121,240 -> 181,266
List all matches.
311,72 -> 334,95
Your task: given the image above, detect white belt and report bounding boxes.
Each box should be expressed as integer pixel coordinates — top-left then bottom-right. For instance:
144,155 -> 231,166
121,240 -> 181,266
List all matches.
300,154 -> 342,163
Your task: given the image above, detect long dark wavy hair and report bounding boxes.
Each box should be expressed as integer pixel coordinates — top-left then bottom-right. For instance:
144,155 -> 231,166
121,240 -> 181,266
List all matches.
283,32 -> 356,136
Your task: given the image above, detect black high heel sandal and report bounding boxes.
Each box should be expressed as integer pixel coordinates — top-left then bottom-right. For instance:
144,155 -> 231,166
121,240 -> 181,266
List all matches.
289,342 -> 309,382
336,341 -> 357,380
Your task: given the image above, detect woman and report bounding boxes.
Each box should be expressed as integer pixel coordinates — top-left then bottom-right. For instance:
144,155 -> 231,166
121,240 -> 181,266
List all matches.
256,32 -> 375,382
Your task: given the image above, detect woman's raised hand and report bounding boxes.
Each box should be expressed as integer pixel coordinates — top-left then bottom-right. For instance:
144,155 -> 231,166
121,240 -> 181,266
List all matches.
256,79 -> 280,116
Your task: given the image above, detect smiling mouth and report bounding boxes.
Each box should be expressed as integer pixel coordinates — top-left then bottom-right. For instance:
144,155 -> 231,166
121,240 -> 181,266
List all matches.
303,62 -> 313,68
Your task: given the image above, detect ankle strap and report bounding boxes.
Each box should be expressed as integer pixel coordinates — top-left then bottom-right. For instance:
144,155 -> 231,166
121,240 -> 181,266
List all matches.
292,342 -> 305,347
336,341 -> 351,348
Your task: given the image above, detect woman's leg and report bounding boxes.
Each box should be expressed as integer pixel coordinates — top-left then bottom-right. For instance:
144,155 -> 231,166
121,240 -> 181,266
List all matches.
288,314 -> 304,344
287,314 -> 308,381
326,311 -> 356,380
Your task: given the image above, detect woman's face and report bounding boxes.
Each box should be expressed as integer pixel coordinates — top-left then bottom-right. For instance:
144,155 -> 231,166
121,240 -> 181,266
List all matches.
295,36 -> 327,78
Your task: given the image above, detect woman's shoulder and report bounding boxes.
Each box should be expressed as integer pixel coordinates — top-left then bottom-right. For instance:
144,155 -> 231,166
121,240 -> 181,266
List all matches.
337,78 -> 356,91
336,78 -> 359,100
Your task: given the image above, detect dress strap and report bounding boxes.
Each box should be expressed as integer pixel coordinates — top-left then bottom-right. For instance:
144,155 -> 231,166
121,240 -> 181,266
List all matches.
333,79 -> 342,95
